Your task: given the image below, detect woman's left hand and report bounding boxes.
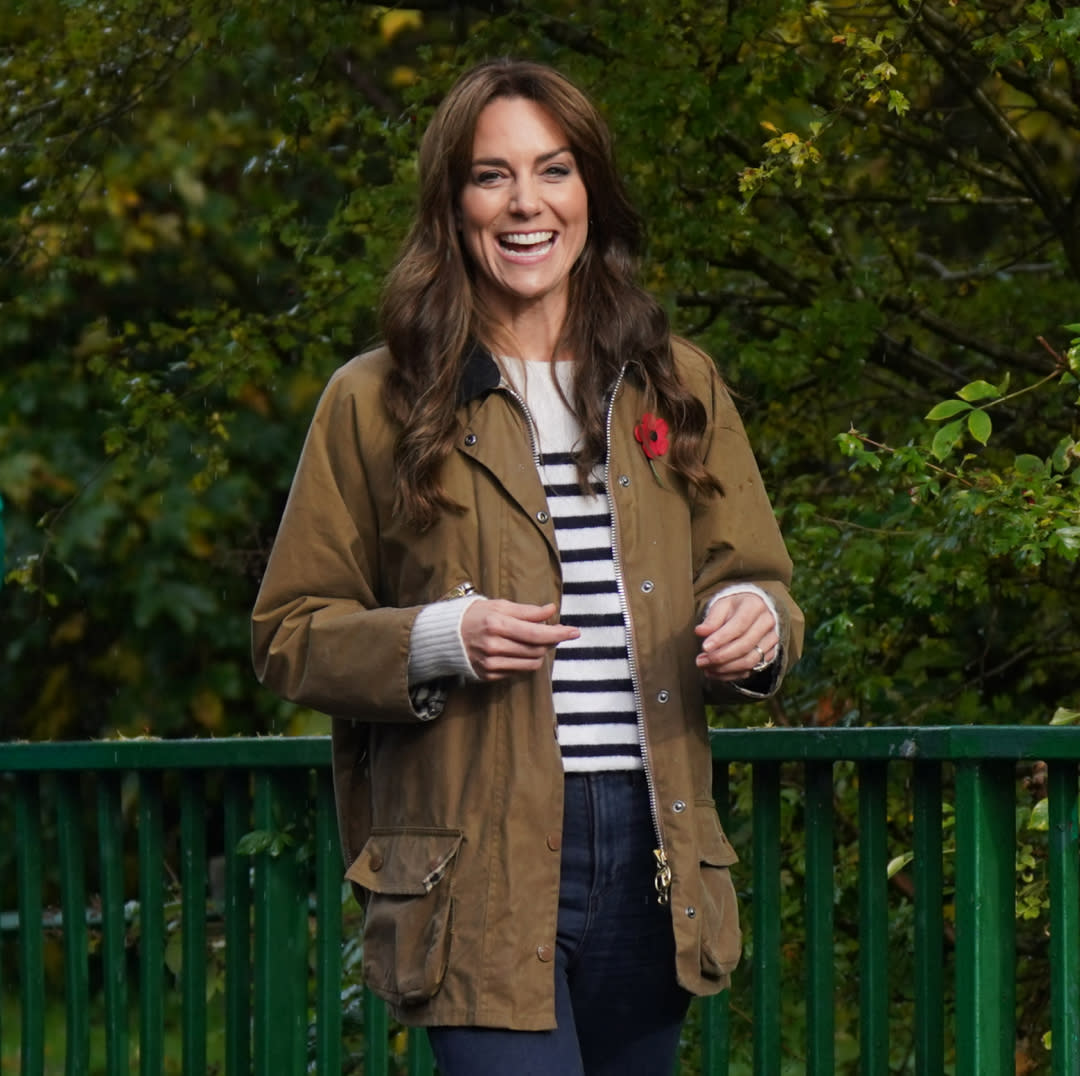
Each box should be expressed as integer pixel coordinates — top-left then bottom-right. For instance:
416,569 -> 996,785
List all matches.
694,591 -> 779,681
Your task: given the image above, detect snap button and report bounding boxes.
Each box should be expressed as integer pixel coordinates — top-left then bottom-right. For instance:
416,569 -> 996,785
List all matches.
618,474 -> 630,487
686,906 -> 696,919
536,510 -> 549,524
546,833 -> 562,852
464,432 -> 477,446
536,944 -> 554,962
640,580 -> 654,593
657,690 -> 670,703
672,800 -> 686,813
368,851 -> 383,871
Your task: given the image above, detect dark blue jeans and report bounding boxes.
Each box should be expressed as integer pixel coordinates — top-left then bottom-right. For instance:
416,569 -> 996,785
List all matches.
428,771 -> 691,1076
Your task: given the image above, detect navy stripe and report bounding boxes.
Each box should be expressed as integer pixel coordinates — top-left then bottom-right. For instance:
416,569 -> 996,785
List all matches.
557,712 -> 637,725
560,743 -> 641,758
539,451 -> 577,465
553,678 -> 633,693
561,613 -> 624,627
560,546 -> 612,563
556,647 -> 626,660
562,580 -> 618,596
554,513 -> 610,529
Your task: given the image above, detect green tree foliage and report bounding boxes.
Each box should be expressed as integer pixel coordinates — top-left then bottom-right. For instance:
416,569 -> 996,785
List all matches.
2,1 -> 1078,737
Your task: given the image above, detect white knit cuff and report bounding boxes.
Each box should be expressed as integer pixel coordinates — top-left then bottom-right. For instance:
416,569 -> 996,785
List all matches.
408,595 -> 483,685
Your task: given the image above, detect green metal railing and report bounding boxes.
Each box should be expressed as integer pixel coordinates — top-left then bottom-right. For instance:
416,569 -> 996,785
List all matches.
1,727 -> 1078,1075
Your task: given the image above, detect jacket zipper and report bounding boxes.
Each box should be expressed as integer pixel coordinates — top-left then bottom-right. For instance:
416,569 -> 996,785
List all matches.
501,384 -> 542,467
603,367 -> 670,905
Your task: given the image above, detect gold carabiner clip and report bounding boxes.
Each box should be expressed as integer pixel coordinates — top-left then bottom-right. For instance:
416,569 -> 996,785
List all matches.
653,848 -> 672,906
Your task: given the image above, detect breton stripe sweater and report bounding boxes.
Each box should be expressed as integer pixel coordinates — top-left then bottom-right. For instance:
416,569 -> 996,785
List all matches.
504,358 -> 642,773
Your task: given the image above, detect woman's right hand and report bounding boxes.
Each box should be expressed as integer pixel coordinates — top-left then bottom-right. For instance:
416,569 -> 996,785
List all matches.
461,600 -> 579,681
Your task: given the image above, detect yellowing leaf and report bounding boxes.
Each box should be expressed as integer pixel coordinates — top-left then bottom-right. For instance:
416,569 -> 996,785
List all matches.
191,688 -> 225,731
380,9 -> 422,43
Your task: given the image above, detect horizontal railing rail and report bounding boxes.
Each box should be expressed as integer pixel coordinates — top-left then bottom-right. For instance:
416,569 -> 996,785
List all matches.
1,727 -> 1077,1075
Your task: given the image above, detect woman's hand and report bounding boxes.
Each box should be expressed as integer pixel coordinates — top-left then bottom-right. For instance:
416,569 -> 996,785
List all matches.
694,592 -> 778,681
461,600 -> 579,681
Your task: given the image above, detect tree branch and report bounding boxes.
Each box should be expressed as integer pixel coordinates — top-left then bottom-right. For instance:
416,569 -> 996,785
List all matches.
901,3 -> 1068,245
881,295 -> 1055,374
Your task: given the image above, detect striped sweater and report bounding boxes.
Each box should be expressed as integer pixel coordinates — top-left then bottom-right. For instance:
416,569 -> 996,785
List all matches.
504,358 -> 642,773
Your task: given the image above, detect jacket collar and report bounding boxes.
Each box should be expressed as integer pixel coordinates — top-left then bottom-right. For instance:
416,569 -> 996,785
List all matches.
458,344 -> 502,405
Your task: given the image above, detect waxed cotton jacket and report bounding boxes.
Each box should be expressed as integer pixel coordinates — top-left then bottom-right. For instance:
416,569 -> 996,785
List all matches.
251,337 -> 804,1030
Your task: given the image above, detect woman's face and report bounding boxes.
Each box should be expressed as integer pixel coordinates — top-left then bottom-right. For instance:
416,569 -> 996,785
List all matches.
458,96 -> 589,330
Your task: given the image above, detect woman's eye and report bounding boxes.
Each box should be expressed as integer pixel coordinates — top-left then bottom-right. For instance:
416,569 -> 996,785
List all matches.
474,170 -> 502,184
545,164 -> 571,177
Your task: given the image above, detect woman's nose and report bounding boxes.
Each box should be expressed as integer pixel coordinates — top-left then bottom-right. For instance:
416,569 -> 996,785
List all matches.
509,179 -> 540,215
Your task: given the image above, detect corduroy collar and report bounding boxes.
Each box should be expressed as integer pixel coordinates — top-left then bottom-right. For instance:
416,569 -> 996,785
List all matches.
457,344 -> 502,406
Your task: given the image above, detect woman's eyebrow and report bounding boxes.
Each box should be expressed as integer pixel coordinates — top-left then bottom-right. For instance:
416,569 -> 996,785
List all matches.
471,146 -> 574,168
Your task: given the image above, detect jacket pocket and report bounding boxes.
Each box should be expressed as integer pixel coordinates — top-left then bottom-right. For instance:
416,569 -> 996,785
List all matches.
695,803 -> 742,980
345,827 -> 464,1006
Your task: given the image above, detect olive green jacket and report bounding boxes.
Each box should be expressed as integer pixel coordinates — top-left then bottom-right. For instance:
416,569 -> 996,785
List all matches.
251,337 -> 804,1029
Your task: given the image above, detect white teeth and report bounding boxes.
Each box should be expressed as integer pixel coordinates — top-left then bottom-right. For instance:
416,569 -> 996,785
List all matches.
500,231 -> 554,245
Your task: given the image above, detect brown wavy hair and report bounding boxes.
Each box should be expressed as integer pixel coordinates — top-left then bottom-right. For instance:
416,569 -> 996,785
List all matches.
380,58 -> 723,531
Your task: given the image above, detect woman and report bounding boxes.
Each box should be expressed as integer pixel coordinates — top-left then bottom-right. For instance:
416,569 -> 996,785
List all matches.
252,59 -> 803,1076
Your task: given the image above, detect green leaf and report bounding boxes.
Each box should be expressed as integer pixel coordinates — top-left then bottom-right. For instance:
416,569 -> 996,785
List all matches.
236,829 -> 276,856
957,380 -> 1000,403
1028,797 -> 1049,831
967,409 -> 992,445
1050,707 -> 1080,726
931,419 -> 965,460
925,399 -> 971,421
1054,527 -> 1080,554
886,852 -> 913,878
1015,454 -> 1046,475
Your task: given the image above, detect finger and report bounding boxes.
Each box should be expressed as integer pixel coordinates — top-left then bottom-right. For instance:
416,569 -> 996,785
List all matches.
698,606 -> 774,656
697,628 -> 779,674
462,600 -> 579,680
487,600 -> 561,623
695,593 -> 768,641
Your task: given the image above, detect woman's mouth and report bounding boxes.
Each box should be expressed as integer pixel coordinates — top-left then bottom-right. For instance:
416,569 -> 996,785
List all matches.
497,230 -> 556,258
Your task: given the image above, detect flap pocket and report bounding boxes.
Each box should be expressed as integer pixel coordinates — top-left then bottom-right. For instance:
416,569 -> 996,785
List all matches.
696,802 -> 739,867
346,827 -> 464,895
347,828 -> 464,1007
695,804 -> 741,981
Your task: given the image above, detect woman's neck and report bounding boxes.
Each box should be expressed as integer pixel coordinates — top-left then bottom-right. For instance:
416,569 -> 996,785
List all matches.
482,292 -> 574,364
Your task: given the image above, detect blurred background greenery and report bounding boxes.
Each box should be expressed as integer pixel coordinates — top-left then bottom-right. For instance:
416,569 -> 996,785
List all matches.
2,0 -> 1078,740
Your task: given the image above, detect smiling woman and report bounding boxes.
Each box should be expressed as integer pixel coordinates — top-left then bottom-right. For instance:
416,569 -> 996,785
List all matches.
457,96 -> 588,347
251,59 -> 803,1076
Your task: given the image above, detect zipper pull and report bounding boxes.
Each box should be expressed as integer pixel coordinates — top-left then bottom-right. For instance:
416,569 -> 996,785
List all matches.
653,848 -> 672,906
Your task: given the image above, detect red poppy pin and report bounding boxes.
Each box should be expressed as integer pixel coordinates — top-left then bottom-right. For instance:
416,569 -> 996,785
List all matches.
634,412 -> 669,486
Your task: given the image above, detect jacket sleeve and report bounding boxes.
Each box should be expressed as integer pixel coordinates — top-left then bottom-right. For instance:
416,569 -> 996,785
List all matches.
251,361 -> 423,722
686,344 -> 805,696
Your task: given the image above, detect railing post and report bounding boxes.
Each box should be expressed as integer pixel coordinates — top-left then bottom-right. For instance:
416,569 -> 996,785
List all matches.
858,761 -> 889,1075
223,770 -> 252,1076
954,759 -> 1016,1076
56,773 -> 91,1075
1048,761 -> 1080,1076
180,771 -> 208,1076
913,760 -> 945,1076
804,760 -> 835,1076
752,761 -> 782,1075
96,772 -> 128,1076
701,758 -> 732,1076
253,769 -> 309,1076
314,770 -> 343,1075
14,774 -> 44,1076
